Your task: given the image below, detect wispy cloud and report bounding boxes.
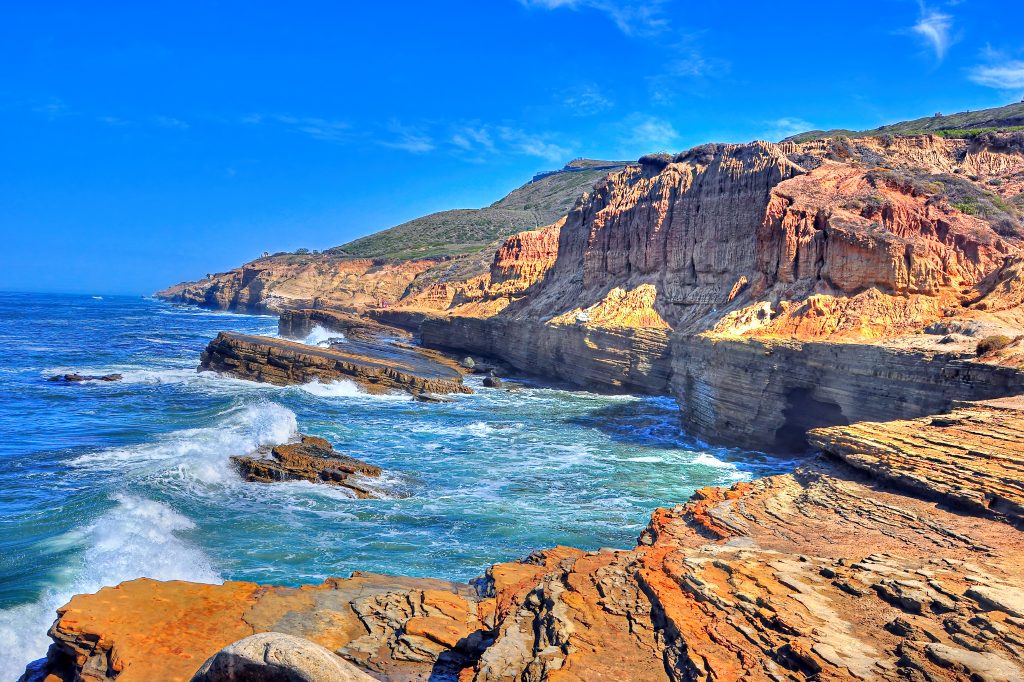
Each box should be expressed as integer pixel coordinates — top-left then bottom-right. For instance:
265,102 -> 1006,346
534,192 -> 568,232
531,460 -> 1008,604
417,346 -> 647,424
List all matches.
761,117 -> 814,141
380,120 -> 435,153
968,47 -> 1024,90
622,114 -> 679,153
911,4 -> 954,61
562,83 -> 614,116
97,115 -> 131,126
496,126 -> 571,161
645,36 -> 728,105
154,115 -> 189,129
244,113 -> 352,142
32,98 -> 71,120
451,126 -> 496,153
520,0 -> 668,37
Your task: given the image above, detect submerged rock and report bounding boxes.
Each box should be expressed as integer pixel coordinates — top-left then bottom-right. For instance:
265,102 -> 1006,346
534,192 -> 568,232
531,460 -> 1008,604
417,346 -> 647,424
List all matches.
231,435 -> 382,497
412,391 -> 454,403
48,373 -> 123,382
191,632 -> 376,682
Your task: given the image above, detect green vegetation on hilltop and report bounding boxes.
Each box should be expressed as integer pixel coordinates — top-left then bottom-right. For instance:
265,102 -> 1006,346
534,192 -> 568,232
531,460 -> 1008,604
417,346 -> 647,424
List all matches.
330,160 -> 627,261
783,102 -> 1024,143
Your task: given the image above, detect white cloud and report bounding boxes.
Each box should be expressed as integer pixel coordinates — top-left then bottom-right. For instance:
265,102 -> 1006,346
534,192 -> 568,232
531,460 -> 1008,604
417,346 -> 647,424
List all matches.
245,113 -> 352,142
451,126 -> 496,153
32,99 -> 70,120
761,117 -> 814,141
520,0 -> 668,37
154,115 -> 189,129
97,116 -> 131,126
562,84 -> 614,115
623,115 -> 679,152
911,6 -> 954,61
969,60 -> 1024,90
380,121 -> 435,153
497,127 -> 572,161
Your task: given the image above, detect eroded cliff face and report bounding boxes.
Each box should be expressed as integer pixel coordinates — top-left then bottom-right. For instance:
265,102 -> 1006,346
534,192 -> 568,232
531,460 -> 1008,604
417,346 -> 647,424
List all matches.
379,134 -> 1024,448
156,254 -> 438,313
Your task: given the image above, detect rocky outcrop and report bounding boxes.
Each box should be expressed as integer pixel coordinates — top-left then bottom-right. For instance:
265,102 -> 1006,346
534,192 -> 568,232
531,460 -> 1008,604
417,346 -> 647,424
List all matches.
809,395 -> 1024,523
231,435 -> 382,497
156,255 -> 438,313
29,398 -> 1024,681
199,332 -> 471,395
277,309 -> 404,341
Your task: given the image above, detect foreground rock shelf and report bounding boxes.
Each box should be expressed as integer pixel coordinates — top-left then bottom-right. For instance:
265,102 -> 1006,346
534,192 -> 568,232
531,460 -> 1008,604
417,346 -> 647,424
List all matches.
28,397 -> 1024,681
199,331 -> 471,395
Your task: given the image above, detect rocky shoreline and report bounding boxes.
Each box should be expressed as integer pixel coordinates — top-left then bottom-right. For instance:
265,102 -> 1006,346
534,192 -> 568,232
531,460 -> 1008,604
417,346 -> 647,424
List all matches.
26,395 -> 1024,681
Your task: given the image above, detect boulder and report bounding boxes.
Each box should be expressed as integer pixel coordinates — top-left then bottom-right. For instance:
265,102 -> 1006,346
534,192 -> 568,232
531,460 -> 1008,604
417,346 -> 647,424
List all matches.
231,435 -> 382,497
191,632 -> 376,682
482,375 -> 502,388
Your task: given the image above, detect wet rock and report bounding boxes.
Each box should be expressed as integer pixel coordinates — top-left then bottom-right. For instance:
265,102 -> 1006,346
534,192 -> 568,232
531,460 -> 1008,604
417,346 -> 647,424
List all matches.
200,332 -> 471,395
412,392 -> 454,403
49,373 -> 122,382
482,375 -> 502,388
190,632 -> 376,682
231,435 -> 381,497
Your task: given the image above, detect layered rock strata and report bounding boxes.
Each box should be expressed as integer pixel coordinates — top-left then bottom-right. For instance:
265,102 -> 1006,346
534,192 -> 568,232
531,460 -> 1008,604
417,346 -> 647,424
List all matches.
199,332 -> 471,395
277,308 -> 405,341
30,398 -> 1024,682
231,435 -> 383,497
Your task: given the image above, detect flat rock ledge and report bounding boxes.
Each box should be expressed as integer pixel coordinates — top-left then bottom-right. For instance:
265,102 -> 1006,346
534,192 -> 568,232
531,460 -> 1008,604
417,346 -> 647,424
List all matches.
25,396 -> 1024,682
199,331 -> 471,395
231,435 -> 382,498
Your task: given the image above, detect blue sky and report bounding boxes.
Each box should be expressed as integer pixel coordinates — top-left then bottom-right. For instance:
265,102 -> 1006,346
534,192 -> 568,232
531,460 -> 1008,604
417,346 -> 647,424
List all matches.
1,1 -> 1022,294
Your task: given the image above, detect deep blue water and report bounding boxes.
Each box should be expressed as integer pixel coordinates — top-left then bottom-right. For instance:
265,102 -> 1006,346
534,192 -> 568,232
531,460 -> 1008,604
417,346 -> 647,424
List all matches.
0,292 -> 788,678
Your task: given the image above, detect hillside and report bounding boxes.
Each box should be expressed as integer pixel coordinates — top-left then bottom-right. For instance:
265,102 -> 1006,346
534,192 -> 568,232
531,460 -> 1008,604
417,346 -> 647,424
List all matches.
784,100 -> 1024,142
330,158 -> 627,260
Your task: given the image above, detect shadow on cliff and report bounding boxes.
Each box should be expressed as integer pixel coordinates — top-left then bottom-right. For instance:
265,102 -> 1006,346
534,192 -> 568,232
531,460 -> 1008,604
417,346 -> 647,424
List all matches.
564,397 -> 800,478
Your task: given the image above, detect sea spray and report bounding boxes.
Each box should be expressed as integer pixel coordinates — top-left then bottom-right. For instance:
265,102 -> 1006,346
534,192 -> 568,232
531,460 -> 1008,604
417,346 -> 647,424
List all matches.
0,495 -> 220,680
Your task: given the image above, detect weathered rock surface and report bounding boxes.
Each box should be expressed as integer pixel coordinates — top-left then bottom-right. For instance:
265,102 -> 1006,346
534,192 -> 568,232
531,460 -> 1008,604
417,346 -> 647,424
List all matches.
29,399 -> 1024,682
199,332 -> 471,395
277,309 -> 404,341
190,632 -> 377,682
231,435 -> 382,497
809,395 -> 1024,523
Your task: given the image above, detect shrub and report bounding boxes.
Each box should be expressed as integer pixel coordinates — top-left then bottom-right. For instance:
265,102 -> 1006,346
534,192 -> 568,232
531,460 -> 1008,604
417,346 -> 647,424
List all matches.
638,152 -> 673,170
976,335 -> 1013,355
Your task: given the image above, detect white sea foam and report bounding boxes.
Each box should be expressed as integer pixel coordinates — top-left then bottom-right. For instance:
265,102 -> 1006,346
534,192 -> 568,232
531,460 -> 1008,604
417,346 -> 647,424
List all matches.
296,379 -> 409,401
692,452 -> 737,469
303,325 -> 344,346
0,495 -> 220,680
69,402 -> 298,485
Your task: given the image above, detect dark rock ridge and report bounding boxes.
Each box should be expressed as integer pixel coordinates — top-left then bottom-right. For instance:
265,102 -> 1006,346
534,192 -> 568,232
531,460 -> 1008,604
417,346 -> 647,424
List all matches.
28,397 -> 1024,681
199,332 -> 471,396
231,435 -> 382,498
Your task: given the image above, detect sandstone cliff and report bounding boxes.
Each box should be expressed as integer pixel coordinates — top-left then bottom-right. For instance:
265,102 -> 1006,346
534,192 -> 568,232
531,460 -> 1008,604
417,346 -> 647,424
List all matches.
381,133 -> 1024,449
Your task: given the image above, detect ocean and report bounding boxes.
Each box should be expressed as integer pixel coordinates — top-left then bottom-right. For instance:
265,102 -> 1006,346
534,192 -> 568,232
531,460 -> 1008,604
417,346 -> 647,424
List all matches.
0,292 -> 787,678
